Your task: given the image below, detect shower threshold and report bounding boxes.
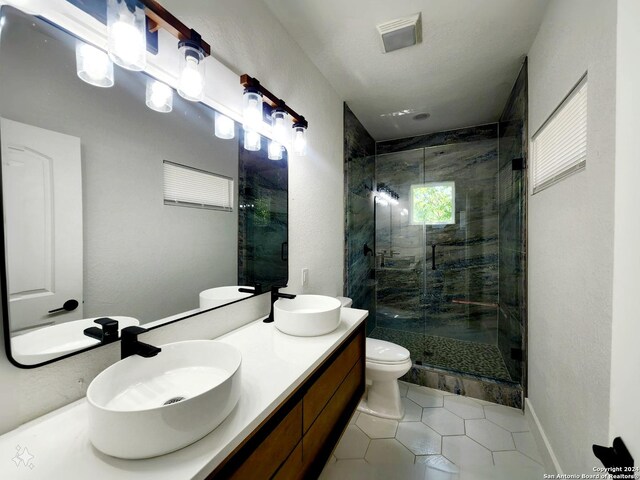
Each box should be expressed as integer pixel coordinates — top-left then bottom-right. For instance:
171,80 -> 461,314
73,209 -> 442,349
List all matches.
369,326 -> 513,381
369,327 -> 523,408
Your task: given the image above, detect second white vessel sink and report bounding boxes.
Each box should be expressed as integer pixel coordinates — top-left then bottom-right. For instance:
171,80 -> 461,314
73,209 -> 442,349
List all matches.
199,286 -> 254,310
11,316 -> 139,365
87,340 -> 241,459
274,295 -> 341,337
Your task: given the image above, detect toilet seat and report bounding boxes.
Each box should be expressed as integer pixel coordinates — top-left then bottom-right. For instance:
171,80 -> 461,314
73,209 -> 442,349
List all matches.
366,338 -> 410,365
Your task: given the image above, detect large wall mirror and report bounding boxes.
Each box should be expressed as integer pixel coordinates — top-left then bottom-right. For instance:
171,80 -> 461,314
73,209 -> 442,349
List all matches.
0,6 -> 288,367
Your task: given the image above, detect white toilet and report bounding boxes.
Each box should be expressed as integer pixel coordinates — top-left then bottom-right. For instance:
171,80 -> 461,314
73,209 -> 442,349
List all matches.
336,296 -> 412,419
358,338 -> 412,419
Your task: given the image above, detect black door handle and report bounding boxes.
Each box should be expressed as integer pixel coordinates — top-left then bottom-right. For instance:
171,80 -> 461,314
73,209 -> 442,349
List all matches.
431,244 -> 437,270
48,299 -> 79,314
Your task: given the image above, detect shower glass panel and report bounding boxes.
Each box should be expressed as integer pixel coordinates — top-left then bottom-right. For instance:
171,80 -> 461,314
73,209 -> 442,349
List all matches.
372,135 -> 516,383
374,148 -> 426,361
345,154 -> 376,335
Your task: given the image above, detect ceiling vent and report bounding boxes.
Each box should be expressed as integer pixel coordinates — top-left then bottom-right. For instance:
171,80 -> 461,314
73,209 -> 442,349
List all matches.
376,13 -> 422,53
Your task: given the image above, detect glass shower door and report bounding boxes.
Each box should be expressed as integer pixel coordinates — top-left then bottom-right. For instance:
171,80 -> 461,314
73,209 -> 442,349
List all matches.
372,138 -> 515,383
373,148 -> 428,365
420,141 -> 512,382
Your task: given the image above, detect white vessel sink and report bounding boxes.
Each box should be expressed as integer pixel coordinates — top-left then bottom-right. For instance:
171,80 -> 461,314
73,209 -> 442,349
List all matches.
87,340 -> 241,459
11,316 -> 139,365
274,295 -> 341,337
199,286 -> 254,310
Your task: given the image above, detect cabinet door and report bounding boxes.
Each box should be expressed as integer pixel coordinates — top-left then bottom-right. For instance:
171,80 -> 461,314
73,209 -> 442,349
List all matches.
303,332 -> 363,432
272,443 -> 303,480
227,402 -> 302,480
303,361 -> 364,463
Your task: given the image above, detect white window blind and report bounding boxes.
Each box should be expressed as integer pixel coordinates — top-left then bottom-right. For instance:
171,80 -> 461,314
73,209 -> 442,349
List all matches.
532,75 -> 588,194
163,160 -> 233,211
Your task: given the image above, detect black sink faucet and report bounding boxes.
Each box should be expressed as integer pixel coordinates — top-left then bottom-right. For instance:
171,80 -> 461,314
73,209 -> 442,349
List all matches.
265,286 -> 296,323
83,318 -> 119,344
120,326 -> 161,360
238,284 -> 262,295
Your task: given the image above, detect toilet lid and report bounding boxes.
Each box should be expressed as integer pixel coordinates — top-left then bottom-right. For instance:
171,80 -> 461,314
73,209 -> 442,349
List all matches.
366,338 -> 410,364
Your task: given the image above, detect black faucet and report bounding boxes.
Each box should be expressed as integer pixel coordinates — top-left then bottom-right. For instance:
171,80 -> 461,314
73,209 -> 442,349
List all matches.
83,318 -> 119,344
120,326 -> 161,360
238,284 -> 262,295
265,286 -> 296,323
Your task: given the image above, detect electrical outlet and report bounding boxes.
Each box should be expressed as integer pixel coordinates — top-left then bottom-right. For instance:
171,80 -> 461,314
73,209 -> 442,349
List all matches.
302,268 -> 309,286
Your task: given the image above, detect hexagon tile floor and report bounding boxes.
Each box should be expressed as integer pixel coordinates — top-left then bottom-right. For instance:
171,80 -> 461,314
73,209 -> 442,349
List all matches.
320,382 -> 545,480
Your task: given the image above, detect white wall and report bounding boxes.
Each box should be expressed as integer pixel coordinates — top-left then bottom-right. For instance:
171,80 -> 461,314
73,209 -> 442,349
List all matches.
0,0 -> 343,434
527,0 -> 616,473
160,0 -> 345,299
610,0 -> 640,460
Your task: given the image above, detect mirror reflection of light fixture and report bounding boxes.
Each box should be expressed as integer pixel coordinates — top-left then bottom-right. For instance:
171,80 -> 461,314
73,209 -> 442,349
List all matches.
145,79 -> 173,113
268,140 -> 283,160
107,0 -> 147,71
292,118 -> 308,156
75,42 -> 114,88
244,130 -> 261,151
243,87 -> 263,132
214,111 -> 235,139
177,31 -> 206,102
377,184 -> 400,205
271,104 -> 288,144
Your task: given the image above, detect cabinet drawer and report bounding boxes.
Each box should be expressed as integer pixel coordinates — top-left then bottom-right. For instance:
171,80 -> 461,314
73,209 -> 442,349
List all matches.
228,402 -> 302,480
302,359 -> 364,462
303,330 -> 363,432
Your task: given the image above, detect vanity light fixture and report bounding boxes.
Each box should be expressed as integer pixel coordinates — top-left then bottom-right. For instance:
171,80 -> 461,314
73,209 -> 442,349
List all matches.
244,130 -> 261,152
243,85 -> 264,132
292,118 -> 308,157
240,75 -> 309,156
177,30 -> 206,102
107,0 -> 147,71
145,79 -> 173,112
268,140 -> 283,161
75,42 -> 114,88
214,111 -> 235,139
271,103 -> 289,144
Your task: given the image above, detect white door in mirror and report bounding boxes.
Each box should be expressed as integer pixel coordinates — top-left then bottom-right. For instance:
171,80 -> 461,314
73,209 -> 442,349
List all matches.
87,340 -> 242,459
0,118 -> 83,331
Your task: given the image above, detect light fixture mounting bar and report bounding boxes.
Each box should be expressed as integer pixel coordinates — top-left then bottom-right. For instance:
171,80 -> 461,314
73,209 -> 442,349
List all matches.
240,74 -> 307,127
138,0 -> 211,56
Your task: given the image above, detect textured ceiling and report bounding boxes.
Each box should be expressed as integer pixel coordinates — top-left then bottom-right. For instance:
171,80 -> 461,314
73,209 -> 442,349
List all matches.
263,0 -> 549,140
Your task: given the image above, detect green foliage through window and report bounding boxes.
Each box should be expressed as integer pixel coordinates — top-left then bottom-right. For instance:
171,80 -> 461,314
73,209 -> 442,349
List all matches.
411,182 -> 455,225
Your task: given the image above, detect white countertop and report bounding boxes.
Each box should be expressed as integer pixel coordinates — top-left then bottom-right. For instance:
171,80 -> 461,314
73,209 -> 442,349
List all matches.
0,308 -> 368,479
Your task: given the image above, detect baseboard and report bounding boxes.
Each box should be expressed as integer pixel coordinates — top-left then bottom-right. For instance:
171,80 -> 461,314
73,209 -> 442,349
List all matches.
525,398 -> 563,473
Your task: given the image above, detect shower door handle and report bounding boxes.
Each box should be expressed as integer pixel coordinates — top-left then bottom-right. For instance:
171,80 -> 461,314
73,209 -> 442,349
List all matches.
431,244 -> 437,270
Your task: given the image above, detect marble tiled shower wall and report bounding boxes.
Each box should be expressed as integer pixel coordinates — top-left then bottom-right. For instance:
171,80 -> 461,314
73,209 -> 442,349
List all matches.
344,104 -> 376,335
497,62 -> 528,385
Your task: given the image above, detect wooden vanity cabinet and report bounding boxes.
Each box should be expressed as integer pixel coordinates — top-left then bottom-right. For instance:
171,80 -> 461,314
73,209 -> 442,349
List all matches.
208,322 -> 365,480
